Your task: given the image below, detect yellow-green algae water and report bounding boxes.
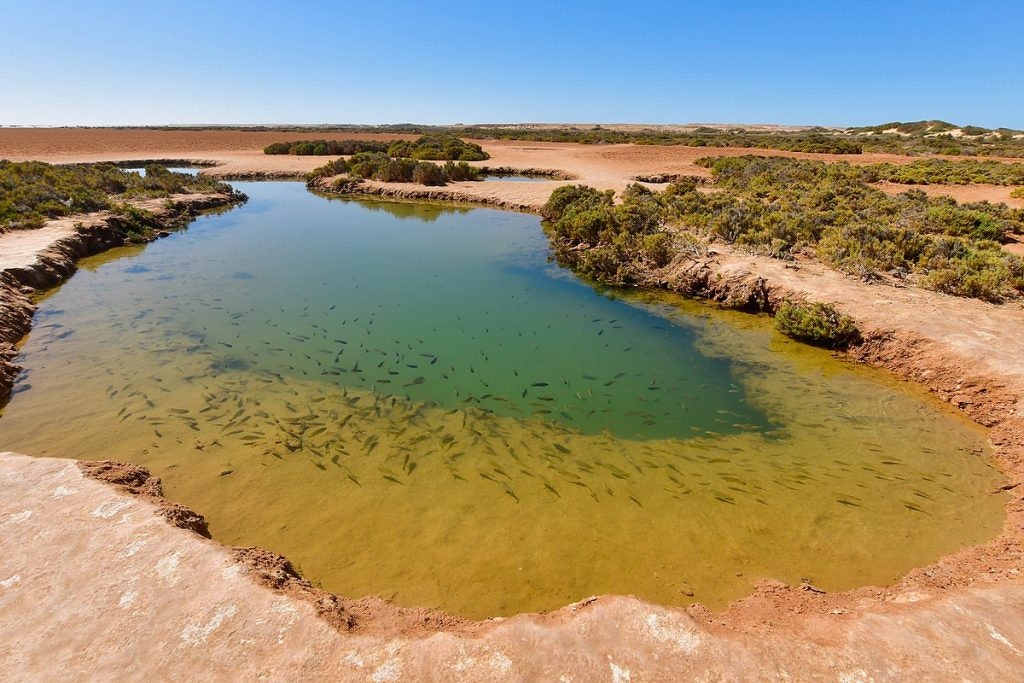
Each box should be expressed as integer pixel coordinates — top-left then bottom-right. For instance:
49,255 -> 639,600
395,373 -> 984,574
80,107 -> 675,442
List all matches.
0,182 -> 1006,618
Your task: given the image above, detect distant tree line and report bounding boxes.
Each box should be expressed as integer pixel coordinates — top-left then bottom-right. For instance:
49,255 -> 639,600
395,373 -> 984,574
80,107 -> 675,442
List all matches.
167,119 -> 1024,158
263,140 -> 390,155
265,134 -> 489,161
858,159 -> 1024,185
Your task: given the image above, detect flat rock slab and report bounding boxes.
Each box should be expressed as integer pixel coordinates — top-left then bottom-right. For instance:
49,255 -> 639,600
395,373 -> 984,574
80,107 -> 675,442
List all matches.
1,451 -> 1023,681
0,223 -> 79,272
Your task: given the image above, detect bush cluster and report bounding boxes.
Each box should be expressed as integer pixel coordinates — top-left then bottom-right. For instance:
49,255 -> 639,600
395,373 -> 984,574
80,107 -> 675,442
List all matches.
0,161 -> 231,230
543,184 -> 675,283
859,159 -> 1024,186
263,139 -> 389,155
307,153 -> 481,187
544,157 -> 1024,302
386,134 -> 489,161
265,134 -> 489,161
774,302 -> 860,348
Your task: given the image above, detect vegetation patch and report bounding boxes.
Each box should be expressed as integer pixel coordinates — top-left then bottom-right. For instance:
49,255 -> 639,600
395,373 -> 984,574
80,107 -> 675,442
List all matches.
0,161 -> 233,231
544,157 -> 1024,302
859,159 -> 1024,186
263,139 -> 389,155
161,120 -> 1024,157
308,153 -> 481,187
542,184 -> 675,284
265,133 -> 488,161
774,302 -> 860,348
386,134 -> 489,161
633,173 -> 710,184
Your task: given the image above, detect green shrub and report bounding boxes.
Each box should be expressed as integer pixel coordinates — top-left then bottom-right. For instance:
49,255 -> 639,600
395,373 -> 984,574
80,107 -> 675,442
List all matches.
542,185 -> 612,221
542,158 -> 1024,302
442,161 -> 481,181
307,153 -> 483,187
961,126 -> 992,137
641,232 -> 673,266
387,134 -> 489,161
0,161 -> 232,230
919,238 -> 1024,302
412,162 -> 445,186
774,302 -> 860,348
263,139 -> 389,155
860,159 -> 1024,186
109,203 -> 160,240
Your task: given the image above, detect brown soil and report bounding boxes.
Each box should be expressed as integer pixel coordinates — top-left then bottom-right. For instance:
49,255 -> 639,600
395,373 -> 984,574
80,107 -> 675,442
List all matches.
79,460 -> 210,537
3,126 -> 1021,207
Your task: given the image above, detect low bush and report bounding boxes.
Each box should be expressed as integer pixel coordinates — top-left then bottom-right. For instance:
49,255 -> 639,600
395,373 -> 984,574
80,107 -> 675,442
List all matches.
543,157 -> 1024,302
859,159 -> 1024,186
109,203 -> 160,240
264,139 -> 389,155
774,302 -> 860,348
442,161 -> 481,181
0,161 -> 231,231
387,133 -> 489,161
307,153 -> 483,187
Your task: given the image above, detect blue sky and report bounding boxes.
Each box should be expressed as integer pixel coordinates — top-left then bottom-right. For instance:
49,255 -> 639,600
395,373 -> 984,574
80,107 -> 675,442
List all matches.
2,0 -> 1022,128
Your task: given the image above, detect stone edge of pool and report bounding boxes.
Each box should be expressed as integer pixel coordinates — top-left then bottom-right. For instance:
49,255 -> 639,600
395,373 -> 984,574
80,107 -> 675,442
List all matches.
0,177 -> 1022,677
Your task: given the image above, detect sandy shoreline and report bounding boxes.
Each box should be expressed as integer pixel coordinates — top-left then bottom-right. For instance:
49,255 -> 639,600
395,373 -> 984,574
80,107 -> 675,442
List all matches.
2,131 -> 1023,677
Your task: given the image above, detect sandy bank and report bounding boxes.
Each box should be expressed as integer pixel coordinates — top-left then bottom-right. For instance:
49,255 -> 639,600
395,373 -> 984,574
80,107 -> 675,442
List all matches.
2,451 -> 1022,681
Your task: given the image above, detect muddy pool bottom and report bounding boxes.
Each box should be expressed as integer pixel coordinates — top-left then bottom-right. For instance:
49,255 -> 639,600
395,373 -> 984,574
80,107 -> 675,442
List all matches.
0,181 -> 1006,619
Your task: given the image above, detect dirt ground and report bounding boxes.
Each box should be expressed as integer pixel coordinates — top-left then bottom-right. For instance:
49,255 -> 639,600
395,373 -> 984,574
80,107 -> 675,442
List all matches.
2,128 -> 1022,210
2,128 -> 1024,678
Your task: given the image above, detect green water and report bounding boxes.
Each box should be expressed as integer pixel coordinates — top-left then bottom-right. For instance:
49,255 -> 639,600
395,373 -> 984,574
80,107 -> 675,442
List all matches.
0,182 -> 1006,618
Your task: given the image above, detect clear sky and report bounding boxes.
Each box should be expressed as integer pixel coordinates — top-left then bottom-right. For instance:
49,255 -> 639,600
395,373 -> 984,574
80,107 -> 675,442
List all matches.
2,0 -> 1022,128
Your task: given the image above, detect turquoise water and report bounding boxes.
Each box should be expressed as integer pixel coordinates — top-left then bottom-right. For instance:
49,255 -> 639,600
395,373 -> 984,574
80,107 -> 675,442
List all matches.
0,181 -> 1005,617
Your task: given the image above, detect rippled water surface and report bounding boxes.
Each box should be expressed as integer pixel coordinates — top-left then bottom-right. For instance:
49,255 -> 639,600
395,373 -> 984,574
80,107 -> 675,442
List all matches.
0,182 -> 1005,617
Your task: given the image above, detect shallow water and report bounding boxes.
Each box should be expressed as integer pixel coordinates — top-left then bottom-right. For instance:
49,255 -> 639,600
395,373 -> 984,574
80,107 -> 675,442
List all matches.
483,175 -> 550,182
122,166 -> 200,176
0,182 -> 1006,618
